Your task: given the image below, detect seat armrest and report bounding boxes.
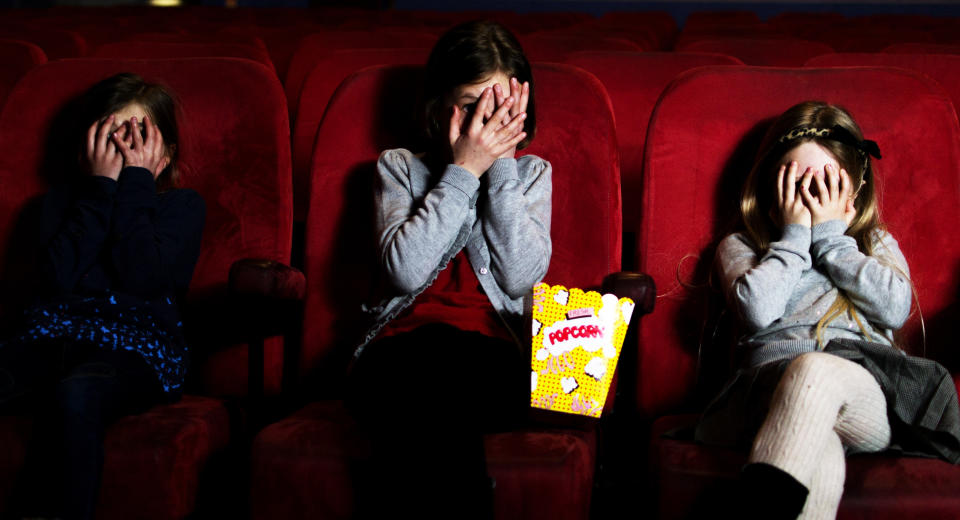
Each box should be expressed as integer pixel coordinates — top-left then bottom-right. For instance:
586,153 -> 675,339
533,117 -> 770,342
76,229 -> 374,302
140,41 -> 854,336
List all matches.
228,258 -> 305,401
228,258 -> 306,302
602,271 -> 655,317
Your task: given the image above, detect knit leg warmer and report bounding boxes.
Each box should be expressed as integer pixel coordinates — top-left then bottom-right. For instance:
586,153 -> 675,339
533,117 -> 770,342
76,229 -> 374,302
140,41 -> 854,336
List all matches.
749,352 -> 891,520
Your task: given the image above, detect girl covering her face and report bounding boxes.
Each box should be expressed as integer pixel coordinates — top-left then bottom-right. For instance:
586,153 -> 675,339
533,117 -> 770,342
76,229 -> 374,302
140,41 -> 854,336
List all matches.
694,101 -> 960,520
0,73 -> 204,520
346,20 -> 551,520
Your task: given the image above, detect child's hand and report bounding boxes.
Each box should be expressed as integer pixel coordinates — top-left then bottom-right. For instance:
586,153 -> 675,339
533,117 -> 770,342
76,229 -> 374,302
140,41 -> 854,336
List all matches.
491,78 -> 530,159
800,164 -> 855,226
449,87 -> 527,178
777,161 -> 812,228
112,115 -> 170,179
86,115 -> 123,180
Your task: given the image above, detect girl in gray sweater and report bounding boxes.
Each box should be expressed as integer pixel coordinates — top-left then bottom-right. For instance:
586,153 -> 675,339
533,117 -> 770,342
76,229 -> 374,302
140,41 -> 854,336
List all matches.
346,21 -> 550,520
696,101 -> 959,519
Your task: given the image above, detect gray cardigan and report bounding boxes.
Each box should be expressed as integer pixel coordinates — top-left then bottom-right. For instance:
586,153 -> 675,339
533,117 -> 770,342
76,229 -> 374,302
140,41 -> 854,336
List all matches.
357,149 -> 552,357
717,220 -> 912,367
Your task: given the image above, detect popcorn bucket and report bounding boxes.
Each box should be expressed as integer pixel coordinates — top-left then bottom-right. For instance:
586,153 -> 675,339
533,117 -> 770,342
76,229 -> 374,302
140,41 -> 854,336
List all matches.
530,283 -> 634,418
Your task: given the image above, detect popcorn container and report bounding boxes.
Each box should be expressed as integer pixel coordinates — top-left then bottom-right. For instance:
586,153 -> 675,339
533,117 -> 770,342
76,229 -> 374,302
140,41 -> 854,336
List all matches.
530,283 -> 635,418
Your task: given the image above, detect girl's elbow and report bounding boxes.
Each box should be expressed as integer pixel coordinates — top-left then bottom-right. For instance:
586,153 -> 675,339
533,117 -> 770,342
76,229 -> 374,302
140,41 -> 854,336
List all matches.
382,257 -> 428,294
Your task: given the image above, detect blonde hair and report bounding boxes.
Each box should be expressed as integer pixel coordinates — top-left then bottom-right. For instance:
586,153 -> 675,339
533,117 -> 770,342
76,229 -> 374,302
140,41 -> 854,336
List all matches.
739,101 -> 893,346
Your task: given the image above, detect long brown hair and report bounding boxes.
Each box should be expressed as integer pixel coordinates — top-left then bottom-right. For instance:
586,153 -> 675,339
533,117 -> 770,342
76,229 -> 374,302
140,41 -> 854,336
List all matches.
739,101 -> 898,344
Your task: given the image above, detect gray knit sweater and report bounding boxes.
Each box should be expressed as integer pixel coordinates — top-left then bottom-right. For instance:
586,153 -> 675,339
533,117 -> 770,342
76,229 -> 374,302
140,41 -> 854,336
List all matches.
717,220 -> 912,368
357,149 -> 552,356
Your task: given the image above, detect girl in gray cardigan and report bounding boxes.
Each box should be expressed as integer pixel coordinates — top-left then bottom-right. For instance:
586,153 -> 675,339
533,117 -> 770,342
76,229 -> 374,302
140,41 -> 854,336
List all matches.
696,101 -> 959,520
346,21 -> 551,520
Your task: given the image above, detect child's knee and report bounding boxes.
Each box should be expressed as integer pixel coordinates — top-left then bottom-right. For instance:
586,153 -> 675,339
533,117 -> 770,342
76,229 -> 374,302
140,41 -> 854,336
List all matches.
55,362 -> 117,421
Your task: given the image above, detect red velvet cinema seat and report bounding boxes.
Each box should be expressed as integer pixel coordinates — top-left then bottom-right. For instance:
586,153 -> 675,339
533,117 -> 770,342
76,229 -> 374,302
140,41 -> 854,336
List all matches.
882,42 -> 960,55
0,57 -> 294,519
0,38 -> 45,110
91,41 -> 275,72
805,53 -> 960,123
678,38 -> 834,66
284,30 -> 438,122
0,26 -> 87,59
563,51 -> 743,270
291,47 -> 429,221
251,63 -> 633,520
635,65 -> 960,519
518,33 -> 643,62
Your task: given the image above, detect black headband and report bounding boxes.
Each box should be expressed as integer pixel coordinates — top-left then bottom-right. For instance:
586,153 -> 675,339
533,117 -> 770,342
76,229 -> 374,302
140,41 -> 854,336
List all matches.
778,124 -> 882,160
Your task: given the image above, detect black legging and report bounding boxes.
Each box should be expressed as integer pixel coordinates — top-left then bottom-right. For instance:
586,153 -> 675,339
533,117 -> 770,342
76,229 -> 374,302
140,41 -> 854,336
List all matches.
0,339 -> 163,520
346,323 -> 528,520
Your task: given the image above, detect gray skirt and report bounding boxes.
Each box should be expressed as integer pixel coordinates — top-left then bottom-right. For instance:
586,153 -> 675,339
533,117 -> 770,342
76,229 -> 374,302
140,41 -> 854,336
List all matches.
694,338 -> 960,463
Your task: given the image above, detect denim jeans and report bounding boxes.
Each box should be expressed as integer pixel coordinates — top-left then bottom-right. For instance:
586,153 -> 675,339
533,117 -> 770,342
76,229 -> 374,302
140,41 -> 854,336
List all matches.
0,339 -> 163,520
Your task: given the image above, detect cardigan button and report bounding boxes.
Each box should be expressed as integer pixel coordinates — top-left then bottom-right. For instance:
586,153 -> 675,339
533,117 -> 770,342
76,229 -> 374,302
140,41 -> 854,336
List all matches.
479,267 -> 489,275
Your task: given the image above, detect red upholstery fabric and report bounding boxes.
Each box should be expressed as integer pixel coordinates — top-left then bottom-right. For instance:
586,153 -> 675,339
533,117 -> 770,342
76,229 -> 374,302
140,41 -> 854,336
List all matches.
251,401 -> 596,520
636,65 -> 960,417
0,38 -> 45,110
0,27 -> 86,59
590,11 -> 678,50
651,415 -> 960,520
882,43 -> 960,55
767,12 -> 847,34
519,34 -> 642,62
252,63 -> 619,519
299,63 -> 620,381
805,53 -> 960,123
291,47 -> 429,220
684,10 -> 761,30
97,396 -> 231,519
564,51 -> 743,257
92,41 -> 274,72
812,28 -> 934,52
284,30 -> 438,120
0,58 -> 291,518
678,38 -> 834,66
639,65 -> 960,517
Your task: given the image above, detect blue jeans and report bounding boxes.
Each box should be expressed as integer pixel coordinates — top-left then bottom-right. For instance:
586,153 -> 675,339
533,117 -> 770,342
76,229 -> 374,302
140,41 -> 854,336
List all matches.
0,340 -> 163,520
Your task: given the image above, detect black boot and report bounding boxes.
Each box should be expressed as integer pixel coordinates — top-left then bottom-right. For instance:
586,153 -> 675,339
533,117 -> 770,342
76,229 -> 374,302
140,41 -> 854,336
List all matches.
737,462 -> 809,520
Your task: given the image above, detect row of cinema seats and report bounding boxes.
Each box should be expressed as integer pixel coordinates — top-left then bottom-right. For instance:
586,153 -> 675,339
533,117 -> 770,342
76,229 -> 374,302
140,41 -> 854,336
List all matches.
0,9 -> 958,520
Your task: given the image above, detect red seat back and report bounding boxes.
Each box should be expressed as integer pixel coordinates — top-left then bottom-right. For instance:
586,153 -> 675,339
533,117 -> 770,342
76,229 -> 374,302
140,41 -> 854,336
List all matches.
806,53 -> 960,122
679,38 -> 834,66
291,48 -> 429,221
519,34 -> 643,62
300,63 -> 620,385
564,51 -> 743,257
883,42 -> 960,55
92,41 -> 274,72
636,66 -> 960,418
0,58 -> 292,396
284,30 -> 438,120
0,26 -> 86,59
0,38 -> 46,110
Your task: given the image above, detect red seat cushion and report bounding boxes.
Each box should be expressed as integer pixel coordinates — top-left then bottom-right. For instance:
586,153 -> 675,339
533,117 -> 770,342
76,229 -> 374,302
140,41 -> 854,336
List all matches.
0,396 -> 229,520
651,415 -> 960,520
251,401 -> 595,520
